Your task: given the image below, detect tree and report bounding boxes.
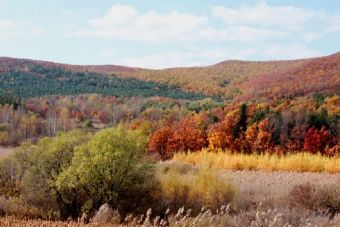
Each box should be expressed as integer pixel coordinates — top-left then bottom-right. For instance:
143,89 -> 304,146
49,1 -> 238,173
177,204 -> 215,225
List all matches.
303,126 -> 333,154
148,125 -> 173,159
56,127 -> 153,217
148,115 -> 208,158
207,114 -> 237,151
233,104 -> 248,139
18,131 -> 91,219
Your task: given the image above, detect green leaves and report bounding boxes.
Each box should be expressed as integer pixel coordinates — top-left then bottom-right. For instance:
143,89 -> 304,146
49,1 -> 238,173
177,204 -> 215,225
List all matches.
55,127 -> 150,214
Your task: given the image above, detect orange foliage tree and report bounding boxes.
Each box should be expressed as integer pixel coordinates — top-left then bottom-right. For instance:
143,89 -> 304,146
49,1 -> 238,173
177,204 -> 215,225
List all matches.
148,115 -> 208,159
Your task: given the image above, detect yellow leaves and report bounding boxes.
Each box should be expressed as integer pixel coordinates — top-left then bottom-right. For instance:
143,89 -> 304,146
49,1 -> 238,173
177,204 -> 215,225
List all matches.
208,131 -> 226,150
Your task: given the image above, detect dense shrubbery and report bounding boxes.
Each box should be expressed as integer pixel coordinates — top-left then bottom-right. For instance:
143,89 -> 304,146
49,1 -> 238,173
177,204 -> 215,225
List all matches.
0,127 -> 157,220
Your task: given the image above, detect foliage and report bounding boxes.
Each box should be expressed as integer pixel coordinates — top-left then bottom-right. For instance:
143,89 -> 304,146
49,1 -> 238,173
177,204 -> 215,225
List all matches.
120,58 -> 307,99
303,127 -> 333,154
240,53 -> 340,101
0,127 -> 156,220
148,114 -> 208,159
17,131 -> 90,218
0,92 -> 21,108
0,64 -> 207,100
55,127 -> 155,217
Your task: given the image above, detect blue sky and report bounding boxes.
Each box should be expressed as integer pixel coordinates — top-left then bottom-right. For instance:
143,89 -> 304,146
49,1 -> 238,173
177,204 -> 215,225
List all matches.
0,0 -> 340,68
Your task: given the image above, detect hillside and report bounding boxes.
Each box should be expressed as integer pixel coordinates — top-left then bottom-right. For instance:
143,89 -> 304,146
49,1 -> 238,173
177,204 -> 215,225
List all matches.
119,59 -> 310,99
0,57 -> 137,74
0,58 -> 206,100
239,52 -> 340,101
1,52 -> 340,101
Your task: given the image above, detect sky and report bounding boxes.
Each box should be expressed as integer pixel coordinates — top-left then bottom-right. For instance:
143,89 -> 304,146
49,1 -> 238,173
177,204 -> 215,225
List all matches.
0,0 -> 340,69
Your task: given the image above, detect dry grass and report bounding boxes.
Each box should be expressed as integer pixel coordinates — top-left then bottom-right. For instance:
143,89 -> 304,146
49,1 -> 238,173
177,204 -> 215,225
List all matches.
2,204 -> 340,227
173,150 -> 340,173
156,162 -> 236,211
159,161 -> 340,210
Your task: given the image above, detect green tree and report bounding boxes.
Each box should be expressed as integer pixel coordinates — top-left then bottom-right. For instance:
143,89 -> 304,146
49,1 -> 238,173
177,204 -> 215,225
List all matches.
55,126 -> 154,217
233,103 -> 248,138
19,130 -> 91,218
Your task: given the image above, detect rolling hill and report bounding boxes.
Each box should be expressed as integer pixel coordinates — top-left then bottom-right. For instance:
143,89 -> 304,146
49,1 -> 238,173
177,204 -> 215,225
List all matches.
1,52 -> 340,101
119,59 -> 310,99
0,57 -> 206,100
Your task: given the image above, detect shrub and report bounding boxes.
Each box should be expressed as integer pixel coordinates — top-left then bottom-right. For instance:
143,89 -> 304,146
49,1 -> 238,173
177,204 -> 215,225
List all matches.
55,127 -> 156,218
0,196 -> 43,219
289,183 -> 340,218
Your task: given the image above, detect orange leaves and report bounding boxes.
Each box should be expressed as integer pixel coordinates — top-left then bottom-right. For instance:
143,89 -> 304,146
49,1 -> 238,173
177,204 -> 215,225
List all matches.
148,115 -> 208,159
148,125 -> 173,159
207,123 -> 229,151
244,120 -> 273,153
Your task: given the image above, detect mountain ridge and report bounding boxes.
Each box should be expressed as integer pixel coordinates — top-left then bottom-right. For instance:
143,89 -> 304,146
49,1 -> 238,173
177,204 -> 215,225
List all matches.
1,52 -> 340,101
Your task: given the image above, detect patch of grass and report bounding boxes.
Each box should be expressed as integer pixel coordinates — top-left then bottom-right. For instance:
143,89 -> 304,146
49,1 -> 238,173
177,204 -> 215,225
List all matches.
156,162 -> 237,212
173,150 -> 340,173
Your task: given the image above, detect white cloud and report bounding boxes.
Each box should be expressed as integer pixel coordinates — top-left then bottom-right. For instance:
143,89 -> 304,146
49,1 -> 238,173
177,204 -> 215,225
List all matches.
72,3 -> 291,43
115,51 -> 201,69
74,4 -> 211,43
212,2 -> 316,30
112,43 -> 320,69
299,32 -> 323,42
90,4 -> 138,28
0,19 -> 13,28
262,43 -> 320,59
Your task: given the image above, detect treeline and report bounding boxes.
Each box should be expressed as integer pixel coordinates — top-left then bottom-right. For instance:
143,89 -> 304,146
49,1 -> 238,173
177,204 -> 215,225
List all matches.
148,94 -> 340,158
0,64 -> 208,100
0,95 -> 222,146
4,92 -> 340,157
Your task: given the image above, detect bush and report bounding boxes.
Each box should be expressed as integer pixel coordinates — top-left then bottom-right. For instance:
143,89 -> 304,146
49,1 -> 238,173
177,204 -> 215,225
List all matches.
55,127 -> 156,218
0,196 -> 43,219
289,183 -> 340,218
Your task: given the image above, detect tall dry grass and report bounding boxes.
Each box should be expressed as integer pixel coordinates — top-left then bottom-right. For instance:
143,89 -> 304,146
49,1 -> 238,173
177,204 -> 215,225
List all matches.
2,204 -> 340,227
173,150 -> 340,173
156,162 -> 237,211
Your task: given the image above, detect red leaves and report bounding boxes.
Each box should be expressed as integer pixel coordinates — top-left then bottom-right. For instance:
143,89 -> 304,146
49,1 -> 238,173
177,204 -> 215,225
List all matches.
303,127 -> 333,154
148,125 -> 173,159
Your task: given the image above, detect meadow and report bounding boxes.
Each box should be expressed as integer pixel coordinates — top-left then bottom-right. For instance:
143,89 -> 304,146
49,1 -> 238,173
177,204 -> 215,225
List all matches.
2,161 -> 340,227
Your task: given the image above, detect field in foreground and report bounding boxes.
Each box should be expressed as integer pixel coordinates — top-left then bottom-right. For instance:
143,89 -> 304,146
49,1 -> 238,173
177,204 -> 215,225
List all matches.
2,163 -> 340,227
173,150 -> 340,173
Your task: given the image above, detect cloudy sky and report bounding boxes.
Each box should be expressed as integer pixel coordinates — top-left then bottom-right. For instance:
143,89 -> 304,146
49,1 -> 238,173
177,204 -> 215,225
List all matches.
1,0 -> 340,68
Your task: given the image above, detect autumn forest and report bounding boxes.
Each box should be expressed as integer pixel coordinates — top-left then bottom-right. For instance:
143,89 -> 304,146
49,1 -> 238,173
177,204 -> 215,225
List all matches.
2,53 -> 340,227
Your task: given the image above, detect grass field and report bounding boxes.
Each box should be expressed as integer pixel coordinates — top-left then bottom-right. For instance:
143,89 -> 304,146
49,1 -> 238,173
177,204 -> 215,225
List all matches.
2,162 -> 340,226
173,150 -> 340,173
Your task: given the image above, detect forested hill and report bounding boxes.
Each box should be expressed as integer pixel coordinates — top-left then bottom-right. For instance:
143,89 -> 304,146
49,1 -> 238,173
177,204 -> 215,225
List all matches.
0,58 -> 207,100
0,57 -> 137,73
1,52 -> 340,101
118,52 -> 340,100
